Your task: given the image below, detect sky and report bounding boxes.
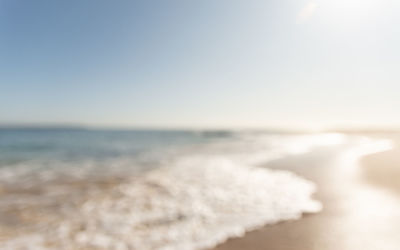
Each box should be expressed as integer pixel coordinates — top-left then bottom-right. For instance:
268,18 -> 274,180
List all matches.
1,0 -> 400,130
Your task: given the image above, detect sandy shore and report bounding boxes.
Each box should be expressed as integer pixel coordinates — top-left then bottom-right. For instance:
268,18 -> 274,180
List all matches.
213,134 -> 400,250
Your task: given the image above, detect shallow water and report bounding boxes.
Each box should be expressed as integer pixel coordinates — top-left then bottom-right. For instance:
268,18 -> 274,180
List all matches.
0,130 -> 387,249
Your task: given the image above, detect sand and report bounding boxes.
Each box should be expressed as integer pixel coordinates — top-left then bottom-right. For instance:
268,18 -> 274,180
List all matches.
213,134 -> 400,250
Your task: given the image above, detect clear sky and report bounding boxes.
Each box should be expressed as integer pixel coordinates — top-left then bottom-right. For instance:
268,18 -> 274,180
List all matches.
1,0 -> 400,129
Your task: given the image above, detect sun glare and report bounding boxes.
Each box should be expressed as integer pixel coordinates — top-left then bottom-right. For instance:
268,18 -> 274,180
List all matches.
318,0 -> 384,27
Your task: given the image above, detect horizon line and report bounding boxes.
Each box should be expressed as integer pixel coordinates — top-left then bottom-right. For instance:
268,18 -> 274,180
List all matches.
1,122 -> 400,133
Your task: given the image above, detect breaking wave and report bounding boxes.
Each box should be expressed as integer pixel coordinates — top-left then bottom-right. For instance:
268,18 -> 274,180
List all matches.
0,132 -> 354,249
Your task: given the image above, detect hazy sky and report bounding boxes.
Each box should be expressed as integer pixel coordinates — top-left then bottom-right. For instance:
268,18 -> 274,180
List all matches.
1,0 -> 400,129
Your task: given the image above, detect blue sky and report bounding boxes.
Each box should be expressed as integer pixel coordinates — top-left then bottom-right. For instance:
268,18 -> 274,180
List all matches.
1,0 -> 400,129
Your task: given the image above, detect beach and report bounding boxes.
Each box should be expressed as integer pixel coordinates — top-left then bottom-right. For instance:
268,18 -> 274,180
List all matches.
214,133 -> 400,250
1,131 -> 399,249
3,0 -> 400,248
0,130 -> 326,249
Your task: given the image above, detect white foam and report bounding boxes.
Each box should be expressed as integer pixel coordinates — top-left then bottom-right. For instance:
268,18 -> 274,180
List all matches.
3,133 -> 358,249
1,157 -> 321,250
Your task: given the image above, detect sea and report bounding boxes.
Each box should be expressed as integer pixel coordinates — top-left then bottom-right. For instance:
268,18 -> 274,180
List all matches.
0,128 -> 391,249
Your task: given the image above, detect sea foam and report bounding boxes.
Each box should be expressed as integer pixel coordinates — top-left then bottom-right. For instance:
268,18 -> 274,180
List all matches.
1,157 -> 321,250
1,133 -> 346,250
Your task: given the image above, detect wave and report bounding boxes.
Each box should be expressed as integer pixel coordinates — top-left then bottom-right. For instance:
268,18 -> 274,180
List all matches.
2,133 -> 372,250
1,157 -> 321,250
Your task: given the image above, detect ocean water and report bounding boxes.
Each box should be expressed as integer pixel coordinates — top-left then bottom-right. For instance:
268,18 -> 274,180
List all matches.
0,129 -> 368,250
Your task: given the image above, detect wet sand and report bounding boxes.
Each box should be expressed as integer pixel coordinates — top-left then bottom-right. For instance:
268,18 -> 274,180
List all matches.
213,135 -> 400,250
362,148 -> 400,195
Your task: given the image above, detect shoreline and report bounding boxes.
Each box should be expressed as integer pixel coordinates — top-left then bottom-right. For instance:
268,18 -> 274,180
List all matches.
1,133 -> 399,249
213,136 -> 400,250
